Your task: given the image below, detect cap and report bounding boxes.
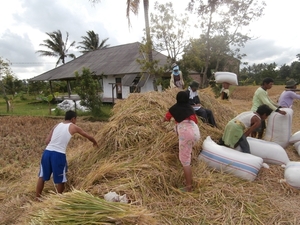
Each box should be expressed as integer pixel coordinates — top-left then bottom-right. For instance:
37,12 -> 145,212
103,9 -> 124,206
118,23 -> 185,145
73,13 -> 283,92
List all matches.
189,81 -> 199,88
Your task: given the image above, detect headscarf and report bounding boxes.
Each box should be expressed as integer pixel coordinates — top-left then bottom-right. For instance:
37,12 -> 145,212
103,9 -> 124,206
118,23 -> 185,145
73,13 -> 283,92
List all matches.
172,65 -> 180,76
169,91 -> 195,123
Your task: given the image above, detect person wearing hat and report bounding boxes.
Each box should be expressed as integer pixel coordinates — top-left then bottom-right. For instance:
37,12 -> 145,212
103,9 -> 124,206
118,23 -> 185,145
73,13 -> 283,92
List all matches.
251,77 -> 286,139
185,81 -> 217,127
170,63 -> 184,89
278,79 -> 300,108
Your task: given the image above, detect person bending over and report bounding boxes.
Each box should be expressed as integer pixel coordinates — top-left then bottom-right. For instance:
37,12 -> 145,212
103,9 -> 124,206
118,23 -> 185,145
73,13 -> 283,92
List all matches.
219,104 -> 273,153
36,110 -> 98,200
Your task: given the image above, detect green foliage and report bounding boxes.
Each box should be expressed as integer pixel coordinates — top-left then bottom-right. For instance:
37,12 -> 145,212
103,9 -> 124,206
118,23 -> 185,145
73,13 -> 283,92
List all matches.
136,43 -> 167,90
187,0 -> 266,87
36,30 -> 76,66
53,107 -> 64,116
28,81 -> 50,97
77,30 -> 110,54
74,67 -> 103,118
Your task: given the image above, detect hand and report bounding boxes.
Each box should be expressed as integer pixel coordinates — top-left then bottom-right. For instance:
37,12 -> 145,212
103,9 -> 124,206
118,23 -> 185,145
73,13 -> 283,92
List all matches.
279,110 -> 287,115
93,142 -> 99,148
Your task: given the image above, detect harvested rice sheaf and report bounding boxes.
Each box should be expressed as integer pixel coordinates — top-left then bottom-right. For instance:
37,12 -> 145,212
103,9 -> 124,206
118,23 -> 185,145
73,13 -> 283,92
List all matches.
29,189 -> 157,225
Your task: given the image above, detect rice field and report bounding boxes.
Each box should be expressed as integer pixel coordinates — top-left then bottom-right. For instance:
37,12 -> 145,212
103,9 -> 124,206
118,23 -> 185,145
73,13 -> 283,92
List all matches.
1,85 -> 300,225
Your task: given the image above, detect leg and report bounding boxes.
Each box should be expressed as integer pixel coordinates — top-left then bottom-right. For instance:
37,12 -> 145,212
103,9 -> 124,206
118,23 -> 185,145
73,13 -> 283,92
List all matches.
196,108 -> 208,123
52,151 -> 68,194
36,177 -> 45,199
218,137 -> 225,146
205,109 -> 217,127
177,121 -> 199,192
251,131 -> 257,138
257,120 -> 266,139
183,165 -> 193,192
237,135 -> 251,154
56,183 -> 65,194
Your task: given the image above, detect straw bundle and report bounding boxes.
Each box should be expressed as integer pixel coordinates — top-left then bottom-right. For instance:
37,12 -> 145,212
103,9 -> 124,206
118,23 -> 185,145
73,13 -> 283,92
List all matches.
29,189 -> 157,224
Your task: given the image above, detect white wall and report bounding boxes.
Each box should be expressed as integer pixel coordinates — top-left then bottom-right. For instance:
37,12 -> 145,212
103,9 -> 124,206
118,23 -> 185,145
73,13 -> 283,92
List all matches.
140,75 -> 155,93
102,75 -> 155,100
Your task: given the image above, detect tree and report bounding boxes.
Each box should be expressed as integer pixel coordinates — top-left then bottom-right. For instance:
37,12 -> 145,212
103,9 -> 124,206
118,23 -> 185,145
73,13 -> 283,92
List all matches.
290,61 -> 300,80
77,30 -> 110,54
0,57 -> 14,112
74,67 -> 103,118
36,30 -> 76,97
278,64 -> 291,80
36,30 -> 76,67
150,2 -> 190,63
89,0 -> 157,90
188,0 -> 266,88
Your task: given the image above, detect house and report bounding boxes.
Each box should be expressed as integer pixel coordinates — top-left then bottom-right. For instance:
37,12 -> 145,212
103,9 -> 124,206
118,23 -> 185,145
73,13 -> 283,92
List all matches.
30,42 -> 172,103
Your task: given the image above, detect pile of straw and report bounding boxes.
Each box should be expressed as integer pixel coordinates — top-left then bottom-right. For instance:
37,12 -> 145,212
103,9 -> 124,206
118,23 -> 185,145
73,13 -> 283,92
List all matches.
28,88 -> 300,224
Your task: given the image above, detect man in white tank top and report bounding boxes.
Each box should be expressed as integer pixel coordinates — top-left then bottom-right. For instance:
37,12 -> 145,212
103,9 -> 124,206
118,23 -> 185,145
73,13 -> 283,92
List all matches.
219,104 -> 273,153
36,110 -> 98,200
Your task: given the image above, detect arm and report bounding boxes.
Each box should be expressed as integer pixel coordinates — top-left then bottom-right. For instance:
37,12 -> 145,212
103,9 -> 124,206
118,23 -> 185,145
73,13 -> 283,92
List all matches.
45,124 -> 58,145
162,111 -> 172,122
257,90 -> 285,114
244,116 -> 261,137
291,91 -> 300,100
70,124 -> 98,147
179,71 -> 184,86
169,74 -> 176,88
257,91 -> 277,110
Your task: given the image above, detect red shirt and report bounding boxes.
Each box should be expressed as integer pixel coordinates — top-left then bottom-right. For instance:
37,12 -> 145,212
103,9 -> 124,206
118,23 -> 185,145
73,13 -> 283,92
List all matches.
165,111 -> 198,124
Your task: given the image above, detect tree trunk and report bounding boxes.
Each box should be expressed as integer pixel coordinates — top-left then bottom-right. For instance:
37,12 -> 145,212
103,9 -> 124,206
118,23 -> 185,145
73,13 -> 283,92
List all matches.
143,0 -> 158,91
0,80 -> 9,112
202,0 -> 215,88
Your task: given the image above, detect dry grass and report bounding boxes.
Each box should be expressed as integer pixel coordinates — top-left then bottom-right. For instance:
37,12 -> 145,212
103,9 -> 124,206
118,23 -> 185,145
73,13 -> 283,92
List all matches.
1,86 -> 300,224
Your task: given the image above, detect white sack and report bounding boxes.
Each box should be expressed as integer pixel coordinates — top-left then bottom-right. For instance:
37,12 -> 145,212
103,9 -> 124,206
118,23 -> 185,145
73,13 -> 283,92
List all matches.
199,136 -> 263,181
247,137 -> 290,165
214,72 -> 238,85
104,191 -> 128,203
283,161 -> 300,189
289,131 -> 300,144
264,108 -> 293,148
293,141 -> 300,156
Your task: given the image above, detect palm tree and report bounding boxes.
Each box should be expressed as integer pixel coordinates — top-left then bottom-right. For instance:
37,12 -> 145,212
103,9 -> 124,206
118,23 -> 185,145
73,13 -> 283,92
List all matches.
36,30 -> 76,97
126,0 -> 157,91
36,30 -> 76,67
77,30 -> 110,54
89,0 -> 157,91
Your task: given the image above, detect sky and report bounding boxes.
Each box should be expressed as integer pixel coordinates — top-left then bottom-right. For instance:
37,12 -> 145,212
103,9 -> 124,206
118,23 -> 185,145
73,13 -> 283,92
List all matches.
1,0 -> 300,80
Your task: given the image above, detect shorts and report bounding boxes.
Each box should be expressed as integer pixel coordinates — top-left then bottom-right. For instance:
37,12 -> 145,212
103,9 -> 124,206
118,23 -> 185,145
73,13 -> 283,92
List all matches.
177,120 -> 201,166
38,150 -> 67,184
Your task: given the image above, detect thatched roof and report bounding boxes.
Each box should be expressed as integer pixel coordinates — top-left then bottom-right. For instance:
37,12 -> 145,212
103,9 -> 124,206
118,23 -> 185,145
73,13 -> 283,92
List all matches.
31,42 -> 170,81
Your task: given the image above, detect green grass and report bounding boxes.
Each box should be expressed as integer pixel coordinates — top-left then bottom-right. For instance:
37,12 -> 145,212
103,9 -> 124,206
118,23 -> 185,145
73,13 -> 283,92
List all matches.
0,95 -> 113,120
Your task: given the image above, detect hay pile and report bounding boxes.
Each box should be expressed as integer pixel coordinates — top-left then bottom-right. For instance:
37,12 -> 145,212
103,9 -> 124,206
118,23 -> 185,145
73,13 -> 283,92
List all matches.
4,87 -> 300,224
29,88 -> 300,224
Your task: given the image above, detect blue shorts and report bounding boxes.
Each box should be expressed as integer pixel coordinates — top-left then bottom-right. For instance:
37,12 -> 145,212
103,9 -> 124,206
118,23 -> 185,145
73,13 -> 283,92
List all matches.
38,150 -> 67,184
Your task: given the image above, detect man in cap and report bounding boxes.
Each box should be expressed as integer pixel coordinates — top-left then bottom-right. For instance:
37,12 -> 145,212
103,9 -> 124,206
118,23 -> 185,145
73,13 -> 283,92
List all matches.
278,79 -> 300,108
170,63 -> 184,89
186,81 -> 217,127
